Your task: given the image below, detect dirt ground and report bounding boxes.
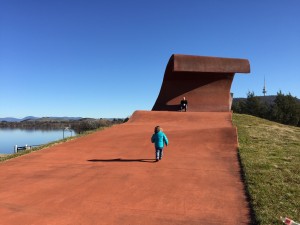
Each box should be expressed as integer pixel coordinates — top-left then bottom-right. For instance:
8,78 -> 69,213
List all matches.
0,111 -> 250,225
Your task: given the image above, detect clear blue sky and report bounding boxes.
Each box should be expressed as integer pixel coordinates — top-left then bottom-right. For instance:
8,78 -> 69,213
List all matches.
1,0 -> 299,118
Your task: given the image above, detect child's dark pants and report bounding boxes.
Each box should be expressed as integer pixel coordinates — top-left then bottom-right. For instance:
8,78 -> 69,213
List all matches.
156,148 -> 164,160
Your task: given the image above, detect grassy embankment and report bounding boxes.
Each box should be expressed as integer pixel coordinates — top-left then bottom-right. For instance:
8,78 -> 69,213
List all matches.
233,113 -> 300,225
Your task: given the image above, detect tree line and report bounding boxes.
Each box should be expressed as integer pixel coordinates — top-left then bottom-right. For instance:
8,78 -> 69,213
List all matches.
0,118 -> 125,134
232,91 -> 300,127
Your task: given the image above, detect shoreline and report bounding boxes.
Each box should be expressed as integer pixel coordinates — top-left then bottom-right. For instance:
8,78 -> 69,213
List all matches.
0,154 -> 11,158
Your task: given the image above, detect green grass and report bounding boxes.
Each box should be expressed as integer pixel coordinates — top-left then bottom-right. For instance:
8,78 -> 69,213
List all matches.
233,113 -> 300,225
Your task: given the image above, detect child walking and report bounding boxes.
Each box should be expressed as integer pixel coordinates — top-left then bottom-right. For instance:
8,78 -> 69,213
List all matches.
151,126 -> 169,162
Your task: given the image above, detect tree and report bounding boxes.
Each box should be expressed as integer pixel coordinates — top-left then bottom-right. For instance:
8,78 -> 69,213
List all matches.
232,91 -> 300,127
244,91 -> 263,117
271,91 -> 300,126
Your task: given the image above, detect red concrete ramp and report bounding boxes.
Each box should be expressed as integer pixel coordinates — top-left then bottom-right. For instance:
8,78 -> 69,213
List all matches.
0,111 -> 250,225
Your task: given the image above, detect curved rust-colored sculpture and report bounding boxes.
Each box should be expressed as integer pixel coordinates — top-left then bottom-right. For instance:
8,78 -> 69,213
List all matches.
152,54 -> 250,112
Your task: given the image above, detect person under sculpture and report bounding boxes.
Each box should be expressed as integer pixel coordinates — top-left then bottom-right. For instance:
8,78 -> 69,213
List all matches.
180,97 -> 188,112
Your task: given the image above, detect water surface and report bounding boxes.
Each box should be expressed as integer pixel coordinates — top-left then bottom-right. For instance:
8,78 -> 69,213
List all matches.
0,128 -> 76,154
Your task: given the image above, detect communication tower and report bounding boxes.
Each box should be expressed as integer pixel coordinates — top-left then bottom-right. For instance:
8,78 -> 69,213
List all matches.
262,76 -> 267,96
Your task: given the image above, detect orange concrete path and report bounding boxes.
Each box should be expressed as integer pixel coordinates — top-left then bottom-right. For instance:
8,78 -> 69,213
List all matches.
0,111 -> 250,225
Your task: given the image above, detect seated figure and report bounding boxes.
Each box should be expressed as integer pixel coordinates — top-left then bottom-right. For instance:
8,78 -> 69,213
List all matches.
180,97 -> 188,112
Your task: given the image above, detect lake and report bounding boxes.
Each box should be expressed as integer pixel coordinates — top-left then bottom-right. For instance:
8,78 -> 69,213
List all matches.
0,128 -> 76,154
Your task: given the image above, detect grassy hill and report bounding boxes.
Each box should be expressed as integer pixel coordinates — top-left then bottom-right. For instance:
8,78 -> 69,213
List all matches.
233,113 -> 300,225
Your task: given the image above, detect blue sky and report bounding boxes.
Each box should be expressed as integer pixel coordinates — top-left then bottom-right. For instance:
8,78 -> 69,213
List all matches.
1,0 -> 299,118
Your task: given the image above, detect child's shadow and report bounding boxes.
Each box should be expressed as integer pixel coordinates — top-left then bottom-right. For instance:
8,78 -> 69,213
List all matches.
87,158 -> 156,163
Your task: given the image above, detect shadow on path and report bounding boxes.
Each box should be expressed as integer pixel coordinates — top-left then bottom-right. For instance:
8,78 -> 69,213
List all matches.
87,158 -> 156,163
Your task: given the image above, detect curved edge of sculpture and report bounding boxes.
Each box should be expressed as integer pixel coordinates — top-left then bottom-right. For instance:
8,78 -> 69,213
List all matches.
152,54 -> 250,112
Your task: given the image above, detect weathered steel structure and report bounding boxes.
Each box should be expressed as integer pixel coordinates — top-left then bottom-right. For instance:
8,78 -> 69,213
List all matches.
152,54 -> 250,112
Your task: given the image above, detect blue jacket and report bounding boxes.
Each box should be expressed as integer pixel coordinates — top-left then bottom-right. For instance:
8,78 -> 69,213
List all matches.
151,131 -> 168,148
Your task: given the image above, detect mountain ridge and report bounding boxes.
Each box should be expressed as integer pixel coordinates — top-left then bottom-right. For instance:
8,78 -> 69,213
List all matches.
0,116 -> 83,122
0,116 -> 123,122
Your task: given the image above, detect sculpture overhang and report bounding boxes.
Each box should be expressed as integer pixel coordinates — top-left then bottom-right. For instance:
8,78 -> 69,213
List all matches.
152,54 -> 250,112
173,54 -> 250,73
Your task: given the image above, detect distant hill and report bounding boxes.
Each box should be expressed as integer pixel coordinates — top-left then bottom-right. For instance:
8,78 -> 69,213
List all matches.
0,116 -> 40,122
25,117 -> 83,122
0,116 -> 124,122
0,117 -> 21,122
0,116 -> 82,122
20,116 -> 40,121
